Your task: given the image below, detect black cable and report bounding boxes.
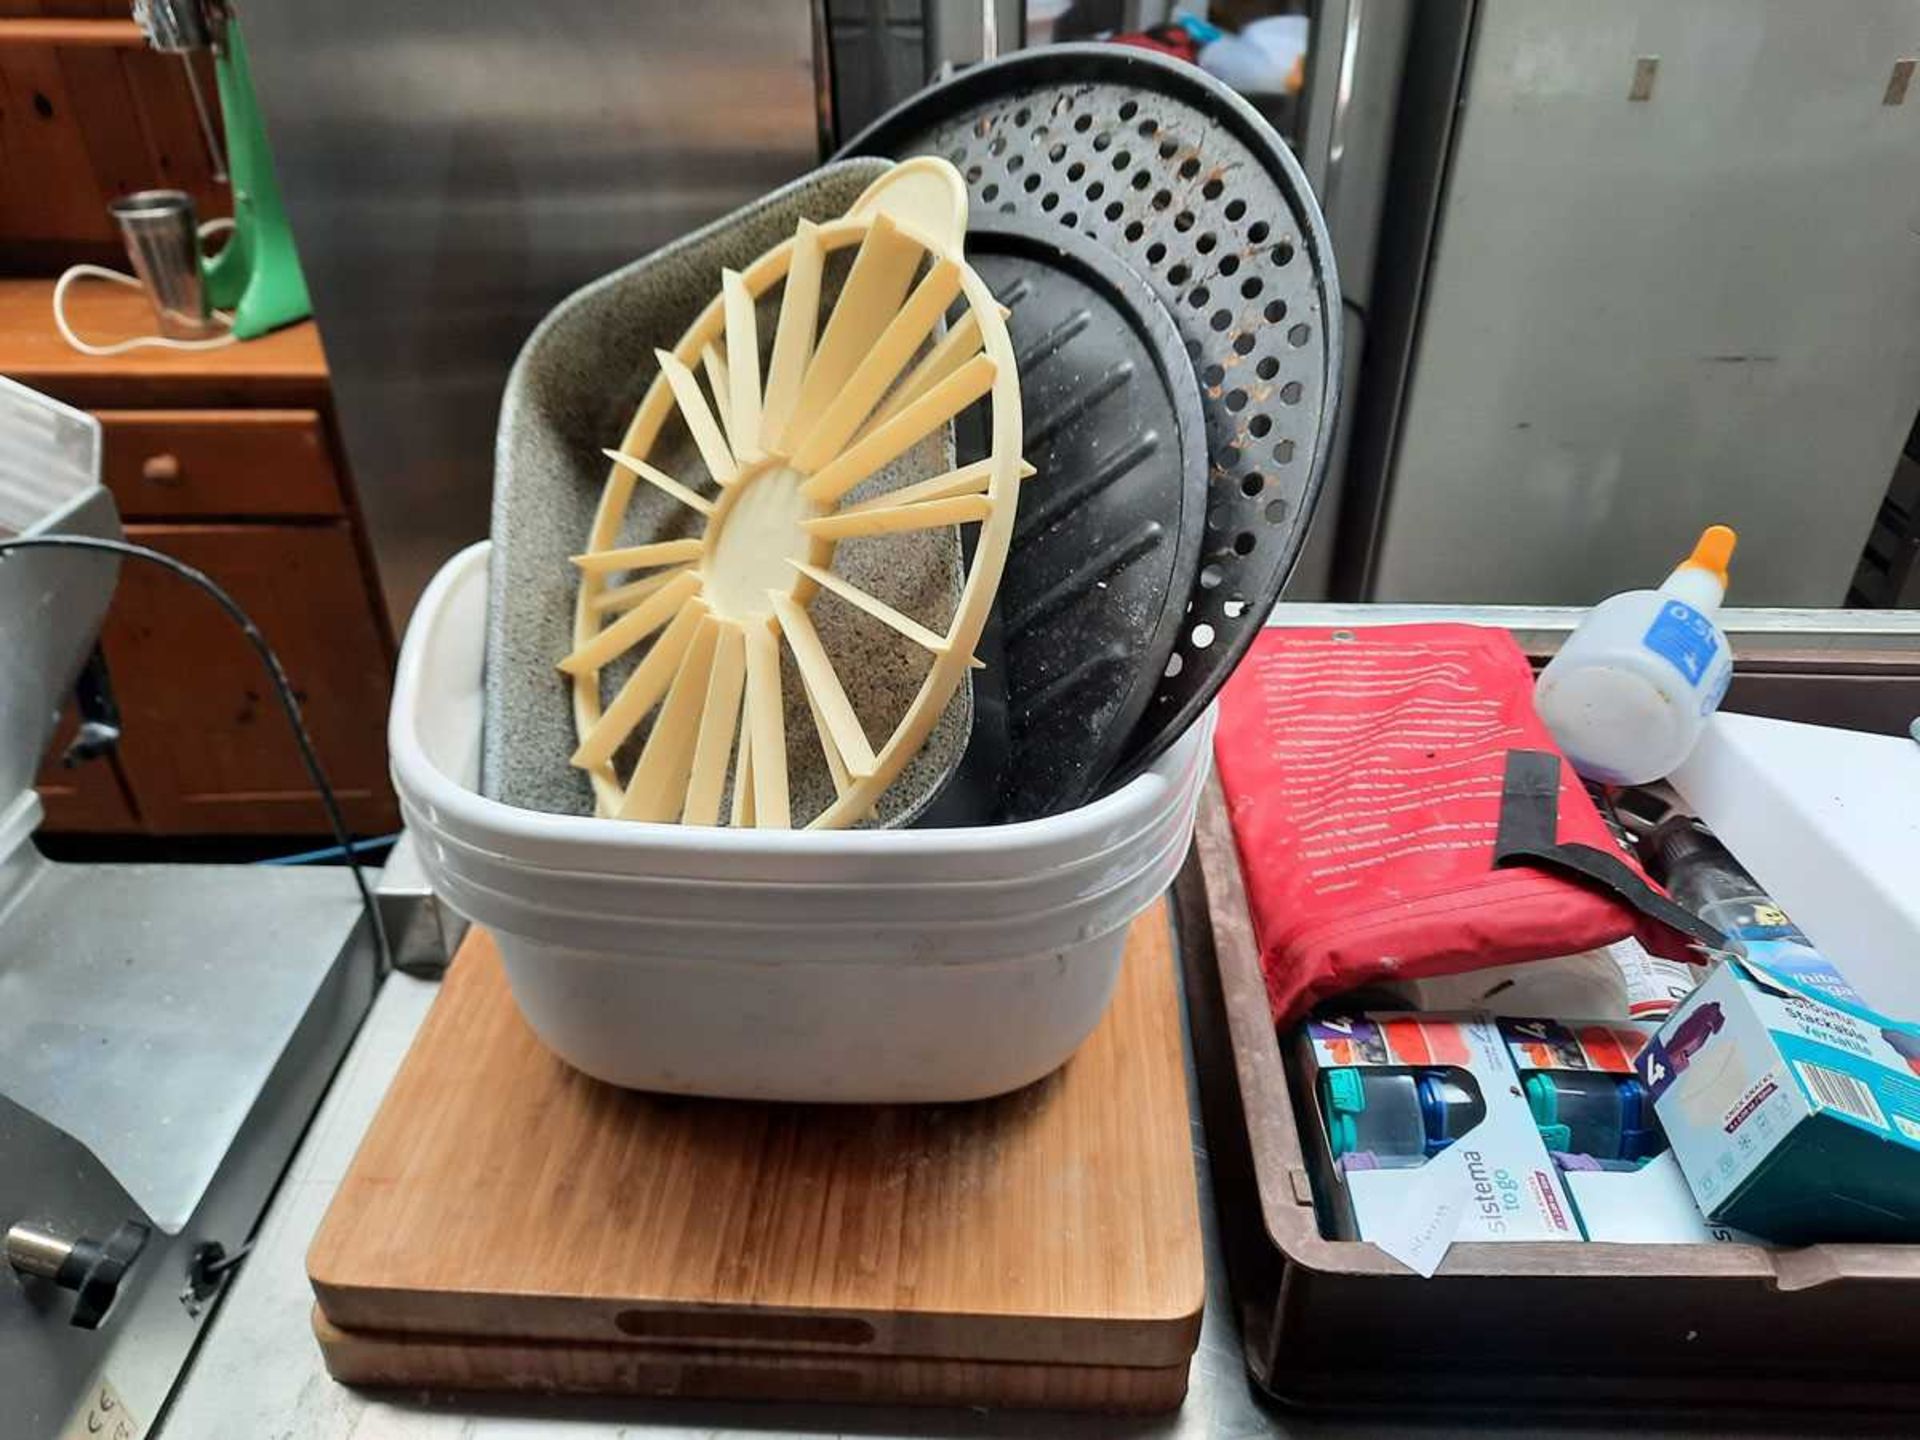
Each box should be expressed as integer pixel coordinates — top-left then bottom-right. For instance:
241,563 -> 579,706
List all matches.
0,534 -> 391,973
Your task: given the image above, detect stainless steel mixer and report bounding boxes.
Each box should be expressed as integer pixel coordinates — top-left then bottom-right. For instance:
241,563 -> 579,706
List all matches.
0,377 -> 385,1440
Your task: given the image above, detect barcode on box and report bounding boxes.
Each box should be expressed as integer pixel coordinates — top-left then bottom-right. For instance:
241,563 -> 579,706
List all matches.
1797,1061 -> 1887,1129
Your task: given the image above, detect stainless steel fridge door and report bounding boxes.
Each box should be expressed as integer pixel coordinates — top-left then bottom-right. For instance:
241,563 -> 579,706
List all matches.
1358,0 -> 1920,606
241,1 -> 823,626
1286,0 -> 1413,598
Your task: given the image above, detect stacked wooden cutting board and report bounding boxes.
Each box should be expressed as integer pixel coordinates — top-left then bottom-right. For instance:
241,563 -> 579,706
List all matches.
306,906 -> 1205,1411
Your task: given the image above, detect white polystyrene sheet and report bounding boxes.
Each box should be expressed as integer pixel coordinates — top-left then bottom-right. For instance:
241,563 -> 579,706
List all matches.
1672,712 -> 1920,1016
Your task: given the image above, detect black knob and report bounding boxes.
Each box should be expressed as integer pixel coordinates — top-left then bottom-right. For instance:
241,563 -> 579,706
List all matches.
6,1219 -> 150,1329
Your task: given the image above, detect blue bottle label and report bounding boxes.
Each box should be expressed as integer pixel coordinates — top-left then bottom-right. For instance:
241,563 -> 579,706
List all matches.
1642,600 -> 1721,688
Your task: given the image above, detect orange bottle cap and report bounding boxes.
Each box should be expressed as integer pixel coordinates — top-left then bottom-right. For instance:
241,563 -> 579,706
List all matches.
1681,524 -> 1736,586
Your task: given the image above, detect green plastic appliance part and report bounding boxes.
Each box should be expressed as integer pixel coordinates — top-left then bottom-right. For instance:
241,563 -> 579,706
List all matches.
201,18 -> 309,339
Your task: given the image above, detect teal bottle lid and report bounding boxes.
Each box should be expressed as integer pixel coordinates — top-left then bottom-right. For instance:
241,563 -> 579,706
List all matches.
1321,1069 -> 1366,1159
1523,1071 -> 1558,1126
1327,1112 -> 1358,1157
1325,1068 -> 1368,1114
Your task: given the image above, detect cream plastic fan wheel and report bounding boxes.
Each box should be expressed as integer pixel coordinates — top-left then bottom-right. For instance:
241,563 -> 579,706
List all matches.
564,159 -> 1025,830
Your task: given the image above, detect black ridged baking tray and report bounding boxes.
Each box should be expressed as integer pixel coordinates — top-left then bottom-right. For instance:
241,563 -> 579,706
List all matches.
966,212 -> 1207,820
842,43 -> 1343,786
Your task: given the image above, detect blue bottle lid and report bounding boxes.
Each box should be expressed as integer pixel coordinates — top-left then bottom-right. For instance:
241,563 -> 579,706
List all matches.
1618,1075 -> 1652,1129
1416,1071 -> 1483,1156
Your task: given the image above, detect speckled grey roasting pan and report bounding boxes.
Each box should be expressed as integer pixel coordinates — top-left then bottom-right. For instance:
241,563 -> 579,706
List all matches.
485,159 -> 972,826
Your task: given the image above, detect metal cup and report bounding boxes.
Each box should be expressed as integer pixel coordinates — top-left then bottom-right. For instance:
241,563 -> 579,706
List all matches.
108,190 -> 221,341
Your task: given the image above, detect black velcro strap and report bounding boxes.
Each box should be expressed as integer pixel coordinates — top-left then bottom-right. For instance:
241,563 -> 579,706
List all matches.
1494,750 -> 1722,950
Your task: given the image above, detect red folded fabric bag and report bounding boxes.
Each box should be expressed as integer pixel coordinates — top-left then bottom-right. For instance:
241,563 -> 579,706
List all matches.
1214,624 -> 1701,1025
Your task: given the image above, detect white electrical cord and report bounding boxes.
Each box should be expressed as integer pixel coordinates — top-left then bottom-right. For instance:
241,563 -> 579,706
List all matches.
52,218 -> 241,357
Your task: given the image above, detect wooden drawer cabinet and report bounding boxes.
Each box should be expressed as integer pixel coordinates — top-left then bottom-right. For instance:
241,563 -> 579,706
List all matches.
98,409 -> 344,518
7,280 -> 397,839
97,522 -> 397,835
31,509 -> 399,838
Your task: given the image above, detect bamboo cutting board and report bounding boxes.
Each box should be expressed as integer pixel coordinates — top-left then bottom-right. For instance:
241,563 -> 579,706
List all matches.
312,1308 -> 1192,1412
309,904 -> 1203,1392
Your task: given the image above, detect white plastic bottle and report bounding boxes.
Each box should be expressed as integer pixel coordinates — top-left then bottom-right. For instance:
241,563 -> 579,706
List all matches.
1535,526 -> 1737,785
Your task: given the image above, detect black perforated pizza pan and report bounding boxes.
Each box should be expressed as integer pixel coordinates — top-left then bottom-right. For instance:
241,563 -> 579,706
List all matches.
843,43 -> 1343,787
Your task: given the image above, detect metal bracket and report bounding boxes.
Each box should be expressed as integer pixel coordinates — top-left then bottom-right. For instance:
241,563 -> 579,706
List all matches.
60,644 -> 122,766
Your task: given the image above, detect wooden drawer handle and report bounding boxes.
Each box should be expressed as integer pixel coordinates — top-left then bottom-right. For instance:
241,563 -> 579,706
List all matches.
141,453 -> 183,485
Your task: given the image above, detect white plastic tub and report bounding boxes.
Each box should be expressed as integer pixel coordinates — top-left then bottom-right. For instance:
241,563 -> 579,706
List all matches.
391,543 -> 1215,1102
